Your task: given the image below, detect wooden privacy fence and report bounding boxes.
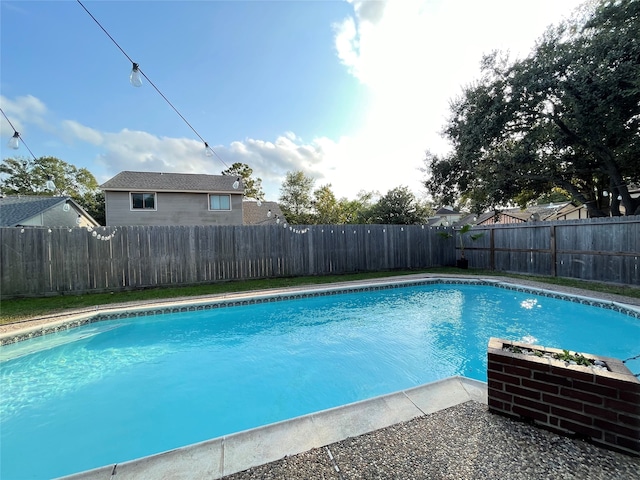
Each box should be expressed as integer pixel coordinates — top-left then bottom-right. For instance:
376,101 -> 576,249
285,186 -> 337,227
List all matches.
460,216 -> 639,285
1,217 -> 638,298
0,224 -> 453,297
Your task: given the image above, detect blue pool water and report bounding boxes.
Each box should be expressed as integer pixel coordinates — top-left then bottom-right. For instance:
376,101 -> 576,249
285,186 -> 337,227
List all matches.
1,282 -> 639,479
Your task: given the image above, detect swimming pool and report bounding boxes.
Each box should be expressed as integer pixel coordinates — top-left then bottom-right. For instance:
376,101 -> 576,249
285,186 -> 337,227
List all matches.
1,279 -> 639,479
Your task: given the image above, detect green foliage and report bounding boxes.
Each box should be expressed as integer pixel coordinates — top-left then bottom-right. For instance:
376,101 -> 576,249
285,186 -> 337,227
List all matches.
313,184 -> 342,224
279,170 -> 316,224
280,178 -> 382,225
507,345 -> 594,366
312,187 -> 381,224
425,0 -> 640,216
0,156 -> 105,223
340,190 -> 380,224
369,186 -> 431,224
533,188 -> 572,206
438,224 -> 484,258
221,162 -> 265,201
82,191 -> 106,226
553,349 -> 594,366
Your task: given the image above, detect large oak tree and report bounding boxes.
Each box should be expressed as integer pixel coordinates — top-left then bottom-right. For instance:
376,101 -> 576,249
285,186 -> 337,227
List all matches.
425,0 -> 640,216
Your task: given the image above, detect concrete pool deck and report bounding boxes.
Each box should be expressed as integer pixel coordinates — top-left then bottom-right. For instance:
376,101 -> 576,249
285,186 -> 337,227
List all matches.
62,376 -> 490,480
60,377 -> 640,480
2,274 -> 639,479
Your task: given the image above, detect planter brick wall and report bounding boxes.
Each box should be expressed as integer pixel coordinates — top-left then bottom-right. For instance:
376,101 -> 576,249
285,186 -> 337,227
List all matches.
487,337 -> 640,456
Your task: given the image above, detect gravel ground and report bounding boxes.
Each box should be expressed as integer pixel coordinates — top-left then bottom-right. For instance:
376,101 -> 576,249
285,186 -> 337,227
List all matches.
224,401 -> 640,480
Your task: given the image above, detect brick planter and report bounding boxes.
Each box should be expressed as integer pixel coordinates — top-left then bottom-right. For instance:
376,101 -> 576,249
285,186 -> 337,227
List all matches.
487,337 -> 640,456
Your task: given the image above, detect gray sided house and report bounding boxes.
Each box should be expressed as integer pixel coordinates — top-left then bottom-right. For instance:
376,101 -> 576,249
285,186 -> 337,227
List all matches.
100,171 -> 244,226
0,195 -> 100,228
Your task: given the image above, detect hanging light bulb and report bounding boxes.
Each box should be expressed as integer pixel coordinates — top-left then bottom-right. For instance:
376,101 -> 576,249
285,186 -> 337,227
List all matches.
267,209 -> 272,218
46,175 -> 56,192
603,190 -> 609,197
130,62 -> 143,87
256,199 -> 262,207
233,177 -> 240,189
204,142 -> 214,157
617,194 -> 623,201
7,131 -> 20,149
276,216 -> 281,224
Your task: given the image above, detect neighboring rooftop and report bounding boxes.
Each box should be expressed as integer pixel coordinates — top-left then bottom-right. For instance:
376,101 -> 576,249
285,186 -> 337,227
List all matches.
0,196 -> 65,226
435,206 -> 461,215
100,171 -> 243,193
242,201 -> 286,226
0,195 -> 99,227
454,202 -> 576,226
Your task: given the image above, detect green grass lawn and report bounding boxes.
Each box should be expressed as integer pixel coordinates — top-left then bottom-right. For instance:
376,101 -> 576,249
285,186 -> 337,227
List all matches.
1,267 -> 638,325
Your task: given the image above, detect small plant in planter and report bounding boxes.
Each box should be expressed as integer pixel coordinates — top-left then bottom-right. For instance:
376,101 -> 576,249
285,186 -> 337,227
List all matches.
502,344 -> 607,369
438,223 -> 484,269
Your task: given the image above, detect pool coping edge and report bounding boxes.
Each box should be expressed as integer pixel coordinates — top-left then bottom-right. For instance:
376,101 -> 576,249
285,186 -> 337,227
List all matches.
58,376 -> 488,480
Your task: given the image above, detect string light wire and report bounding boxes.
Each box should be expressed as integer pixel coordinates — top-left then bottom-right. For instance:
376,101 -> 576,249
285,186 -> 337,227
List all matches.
0,107 -> 38,161
76,0 -> 229,170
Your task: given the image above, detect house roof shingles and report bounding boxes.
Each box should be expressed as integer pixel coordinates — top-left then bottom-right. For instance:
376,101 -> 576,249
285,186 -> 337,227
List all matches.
0,196 -> 68,227
435,206 -> 460,215
100,171 -> 243,193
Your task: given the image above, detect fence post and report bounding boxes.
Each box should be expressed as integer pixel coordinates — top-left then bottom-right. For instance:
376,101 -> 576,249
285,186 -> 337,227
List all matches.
550,224 -> 557,277
490,228 -> 495,271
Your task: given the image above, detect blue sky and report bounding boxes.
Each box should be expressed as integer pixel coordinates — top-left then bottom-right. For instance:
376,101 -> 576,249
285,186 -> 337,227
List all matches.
1,0 -> 586,202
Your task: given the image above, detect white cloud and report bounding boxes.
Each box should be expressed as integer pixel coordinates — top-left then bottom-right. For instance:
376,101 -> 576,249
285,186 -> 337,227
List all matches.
1,0 -> 587,204
349,0 -> 387,25
97,129 -> 213,174
327,0 -> 587,200
61,120 -> 104,146
87,127 -> 328,200
0,94 -> 48,139
0,93 -> 328,200
220,135 -> 328,198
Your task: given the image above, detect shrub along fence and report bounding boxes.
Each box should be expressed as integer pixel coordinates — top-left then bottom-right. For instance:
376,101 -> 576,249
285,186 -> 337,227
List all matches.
1,216 -> 638,298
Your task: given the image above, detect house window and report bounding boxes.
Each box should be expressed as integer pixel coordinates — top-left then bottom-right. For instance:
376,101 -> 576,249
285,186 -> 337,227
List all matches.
131,192 -> 156,210
209,194 -> 231,211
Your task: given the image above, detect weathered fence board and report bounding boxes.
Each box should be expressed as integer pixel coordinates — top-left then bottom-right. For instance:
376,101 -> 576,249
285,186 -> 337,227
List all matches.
1,217 -> 639,298
461,217 -> 639,284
